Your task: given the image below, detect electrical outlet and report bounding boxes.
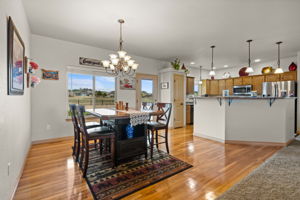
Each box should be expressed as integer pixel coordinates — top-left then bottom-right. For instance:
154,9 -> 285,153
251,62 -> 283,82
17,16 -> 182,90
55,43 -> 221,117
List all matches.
7,162 -> 11,176
46,124 -> 51,131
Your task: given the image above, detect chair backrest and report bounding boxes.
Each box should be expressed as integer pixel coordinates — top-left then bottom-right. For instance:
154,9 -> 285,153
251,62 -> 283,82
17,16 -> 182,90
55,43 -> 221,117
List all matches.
142,102 -> 154,111
156,103 -> 172,126
76,105 -> 88,136
69,104 -> 78,129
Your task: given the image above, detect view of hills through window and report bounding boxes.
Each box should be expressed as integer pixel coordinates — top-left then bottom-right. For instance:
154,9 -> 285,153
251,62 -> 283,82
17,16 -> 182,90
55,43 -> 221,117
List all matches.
141,80 -> 154,103
68,73 -> 115,110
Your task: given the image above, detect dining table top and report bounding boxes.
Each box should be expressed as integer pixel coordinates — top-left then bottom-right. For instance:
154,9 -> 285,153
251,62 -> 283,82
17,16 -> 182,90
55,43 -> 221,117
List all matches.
86,108 -> 163,120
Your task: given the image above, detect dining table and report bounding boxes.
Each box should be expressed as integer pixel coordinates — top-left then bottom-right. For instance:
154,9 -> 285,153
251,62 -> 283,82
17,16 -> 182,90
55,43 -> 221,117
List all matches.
86,108 -> 163,163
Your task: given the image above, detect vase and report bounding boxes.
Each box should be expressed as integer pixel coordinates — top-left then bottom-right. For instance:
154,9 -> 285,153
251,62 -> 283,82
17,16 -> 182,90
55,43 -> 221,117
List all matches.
126,125 -> 134,139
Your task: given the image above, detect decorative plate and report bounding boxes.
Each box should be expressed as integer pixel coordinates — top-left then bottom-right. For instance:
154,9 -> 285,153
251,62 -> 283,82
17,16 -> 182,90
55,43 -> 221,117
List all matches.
261,66 -> 273,74
239,67 -> 249,77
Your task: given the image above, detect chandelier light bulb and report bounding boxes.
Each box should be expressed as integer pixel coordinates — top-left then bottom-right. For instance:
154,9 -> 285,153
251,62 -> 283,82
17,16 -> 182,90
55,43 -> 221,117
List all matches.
118,51 -> 127,58
109,54 -> 118,59
124,55 -> 131,61
109,64 -> 115,70
127,60 -> 135,66
132,63 -> 139,70
111,58 -> 119,65
102,60 -> 110,68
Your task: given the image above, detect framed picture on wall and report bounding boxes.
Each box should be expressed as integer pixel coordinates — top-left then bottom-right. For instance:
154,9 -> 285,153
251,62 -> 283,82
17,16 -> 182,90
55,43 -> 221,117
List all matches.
7,16 -> 25,95
161,82 -> 169,89
120,76 -> 136,90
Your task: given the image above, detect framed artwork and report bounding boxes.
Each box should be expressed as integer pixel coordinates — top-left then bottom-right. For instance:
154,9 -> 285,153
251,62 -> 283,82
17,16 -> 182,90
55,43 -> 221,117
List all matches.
120,76 -> 136,90
42,69 -> 59,80
161,82 -> 169,89
7,17 -> 25,95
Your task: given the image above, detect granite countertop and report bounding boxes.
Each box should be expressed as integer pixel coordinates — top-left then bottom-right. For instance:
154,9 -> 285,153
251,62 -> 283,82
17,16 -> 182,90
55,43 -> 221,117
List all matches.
193,96 -> 297,99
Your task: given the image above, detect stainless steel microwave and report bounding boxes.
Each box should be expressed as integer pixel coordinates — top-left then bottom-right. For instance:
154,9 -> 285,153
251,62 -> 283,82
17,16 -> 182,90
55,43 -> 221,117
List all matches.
233,85 -> 252,96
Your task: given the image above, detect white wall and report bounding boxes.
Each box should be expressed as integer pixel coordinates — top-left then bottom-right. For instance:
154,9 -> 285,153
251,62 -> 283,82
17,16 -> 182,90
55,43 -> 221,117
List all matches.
0,0 -> 31,199
213,56 -> 297,79
31,34 -> 166,141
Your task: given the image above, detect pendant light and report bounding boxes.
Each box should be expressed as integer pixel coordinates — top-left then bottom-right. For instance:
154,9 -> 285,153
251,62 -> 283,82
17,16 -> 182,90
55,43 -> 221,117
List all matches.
245,39 -> 254,73
209,45 -> 216,76
199,66 -> 203,84
274,41 -> 284,74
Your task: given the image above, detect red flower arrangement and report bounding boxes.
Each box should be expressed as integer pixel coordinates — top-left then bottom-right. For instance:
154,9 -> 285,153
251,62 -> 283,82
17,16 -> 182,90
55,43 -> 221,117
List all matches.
29,61 -> 39,70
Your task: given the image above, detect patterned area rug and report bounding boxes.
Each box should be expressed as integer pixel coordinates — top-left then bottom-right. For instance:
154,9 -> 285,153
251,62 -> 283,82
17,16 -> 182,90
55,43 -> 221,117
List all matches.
217,140 -> 300,200
85,150 -> 192,200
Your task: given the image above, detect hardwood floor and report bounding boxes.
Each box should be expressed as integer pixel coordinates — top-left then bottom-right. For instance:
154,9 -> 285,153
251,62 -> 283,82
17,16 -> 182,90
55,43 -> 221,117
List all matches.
14,126 -> 281,200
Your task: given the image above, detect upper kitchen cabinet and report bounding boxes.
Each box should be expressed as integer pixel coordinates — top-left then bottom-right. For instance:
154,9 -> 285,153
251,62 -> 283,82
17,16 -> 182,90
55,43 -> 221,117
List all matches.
210,80 -> 219,95
201,80 -> 210,95
265,74 -> 280,82
225,79 -> 233,94
233,77 -> 243,85
186,77 -> 195,95
242,76 -> 252,85
280,71 -> 297,81
252,75 -> 265,94
218,79 -> 226,94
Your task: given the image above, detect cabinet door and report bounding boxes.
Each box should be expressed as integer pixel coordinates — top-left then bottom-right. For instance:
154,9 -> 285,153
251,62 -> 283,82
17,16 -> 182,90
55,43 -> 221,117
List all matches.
265,74 -> 280,82
252,75 -> 265,94
210,80 -> 219,95
242,76 -> 252,85
280,71 -> 297,81
225,79 -> 233,95
186,77 -> 195,95
186,105 -> 191,124
233,77 -> 243,86
218,79 -> 226,95
201,80 -> 210,95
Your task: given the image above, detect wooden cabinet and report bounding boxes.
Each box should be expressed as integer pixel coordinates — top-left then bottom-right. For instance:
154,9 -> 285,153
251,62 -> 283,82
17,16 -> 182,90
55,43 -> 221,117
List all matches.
252,75 -> 265,95
210,80 -> 219,95
242,76 -> 252,85
233,77 -> 243,86
281,71 -> 297,81
265,74 -> 280,82
201,80 -> 210,95
225,79 -> 233,95
218,79 -> 226,94
186,77 -> 195,95
186,105 -> 192,124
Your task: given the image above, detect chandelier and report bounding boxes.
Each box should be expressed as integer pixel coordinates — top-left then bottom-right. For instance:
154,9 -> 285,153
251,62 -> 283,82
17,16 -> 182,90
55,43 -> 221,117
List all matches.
101,19 -> 138,76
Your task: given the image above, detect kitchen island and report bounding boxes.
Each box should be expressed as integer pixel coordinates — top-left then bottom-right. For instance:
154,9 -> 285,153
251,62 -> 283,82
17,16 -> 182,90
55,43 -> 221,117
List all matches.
193,96 -> 296,145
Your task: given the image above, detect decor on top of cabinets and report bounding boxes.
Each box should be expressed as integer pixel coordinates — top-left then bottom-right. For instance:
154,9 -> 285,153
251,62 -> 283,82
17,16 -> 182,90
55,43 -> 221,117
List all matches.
181,63 -> 189,74
79,57 -> 102,67
239,67 -> 249,76
171,58 -> 181,70
274,41 -> 284,74
7,16 -> 25,95
261,66 -> 273,74
209,45 -> 216,77
101,19 -> 138,77
120,76 -> 135,90
42,69 -> 59,80
222,72 -> 231,79
161,82 -> 169,89
288,62 -> 297,71
245,39 -> 254,73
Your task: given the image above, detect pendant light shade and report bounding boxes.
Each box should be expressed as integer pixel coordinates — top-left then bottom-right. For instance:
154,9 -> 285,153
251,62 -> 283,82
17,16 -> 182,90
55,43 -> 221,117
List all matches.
245,39 -> 254,73
209,45 -> 216,76
274,41 -> 284,74
199,66 -> 203,84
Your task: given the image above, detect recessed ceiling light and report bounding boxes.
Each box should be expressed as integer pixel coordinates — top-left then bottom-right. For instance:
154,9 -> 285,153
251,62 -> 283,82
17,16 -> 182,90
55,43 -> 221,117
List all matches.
254,59 -> 261,63
190,62 -> 195,65
224,65 -> 228,68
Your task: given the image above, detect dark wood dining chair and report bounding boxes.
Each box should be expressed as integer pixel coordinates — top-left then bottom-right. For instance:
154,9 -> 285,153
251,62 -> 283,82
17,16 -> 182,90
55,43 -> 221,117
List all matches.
142,102 -> 154,111
147,103 -> 172,158
76,105 -> 115,177
69,104 -> 102,162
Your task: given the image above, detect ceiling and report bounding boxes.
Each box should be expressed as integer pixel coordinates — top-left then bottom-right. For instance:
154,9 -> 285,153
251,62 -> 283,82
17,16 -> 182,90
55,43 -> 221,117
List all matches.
23,0 -> 300,69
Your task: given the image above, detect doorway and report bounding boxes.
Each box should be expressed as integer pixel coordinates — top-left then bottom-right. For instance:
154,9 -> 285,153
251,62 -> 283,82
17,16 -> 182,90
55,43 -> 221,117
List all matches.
136,73 -> 158,110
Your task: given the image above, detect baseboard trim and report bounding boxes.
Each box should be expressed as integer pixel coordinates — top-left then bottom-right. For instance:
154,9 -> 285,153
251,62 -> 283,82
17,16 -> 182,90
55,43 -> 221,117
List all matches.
10,141 -> 31,200
32,136 -> 73,145
194,134 -> 225,143
225,139 -> 294,146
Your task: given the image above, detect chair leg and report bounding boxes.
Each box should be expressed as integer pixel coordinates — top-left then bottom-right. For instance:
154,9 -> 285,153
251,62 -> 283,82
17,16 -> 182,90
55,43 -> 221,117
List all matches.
100,139 -> 103,155
165,128 -> 169,154
110,137 -> 115,168
150,130 -> 154,158
155,130 -> 159,149
83,141 -> 89,177
147,129 -> 151,146
79,138 -> 85,169
75,137 -> 80,162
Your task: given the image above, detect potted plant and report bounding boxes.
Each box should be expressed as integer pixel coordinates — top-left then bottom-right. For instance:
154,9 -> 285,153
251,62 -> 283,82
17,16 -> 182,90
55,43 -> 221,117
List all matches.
170,58 -> 181,70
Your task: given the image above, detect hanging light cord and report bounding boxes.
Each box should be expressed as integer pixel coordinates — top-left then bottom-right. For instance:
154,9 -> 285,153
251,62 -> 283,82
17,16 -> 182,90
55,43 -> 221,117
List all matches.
199,66 -> 202,80
277,41 -> 282,68
211,46 -> 215,71
119,19 -> 124,51
247,39 -> 252,68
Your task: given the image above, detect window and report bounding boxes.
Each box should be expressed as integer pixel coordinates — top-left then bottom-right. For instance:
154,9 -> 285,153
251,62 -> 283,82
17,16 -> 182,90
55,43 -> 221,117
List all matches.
141,79 -> 154,103
194,84 -> 199,95
68,73 -> 115,111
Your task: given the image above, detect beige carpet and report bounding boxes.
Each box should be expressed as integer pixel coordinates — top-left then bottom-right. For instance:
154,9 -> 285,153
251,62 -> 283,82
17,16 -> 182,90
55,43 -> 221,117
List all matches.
217,140 -> 300,200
